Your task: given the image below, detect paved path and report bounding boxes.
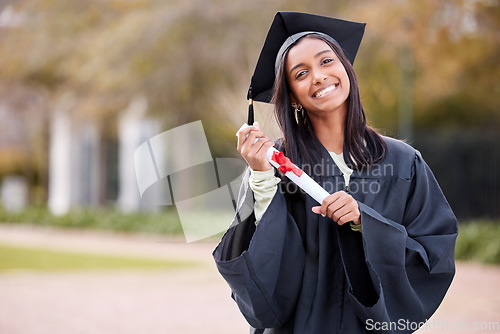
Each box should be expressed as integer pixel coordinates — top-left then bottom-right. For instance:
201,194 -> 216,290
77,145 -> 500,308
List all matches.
0,224 -> 499,333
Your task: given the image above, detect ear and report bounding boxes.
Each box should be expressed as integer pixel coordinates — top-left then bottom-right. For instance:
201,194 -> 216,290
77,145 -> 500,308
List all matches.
290,93 -> 298,107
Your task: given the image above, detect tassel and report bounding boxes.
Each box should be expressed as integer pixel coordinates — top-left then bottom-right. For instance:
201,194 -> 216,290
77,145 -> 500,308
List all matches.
247,87 -> 254,125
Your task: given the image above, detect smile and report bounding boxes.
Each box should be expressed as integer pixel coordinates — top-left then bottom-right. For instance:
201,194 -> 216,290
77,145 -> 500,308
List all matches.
313,84 -> 338,98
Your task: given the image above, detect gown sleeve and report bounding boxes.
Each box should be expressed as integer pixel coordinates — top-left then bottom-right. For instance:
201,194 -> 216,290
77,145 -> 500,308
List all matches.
212,168 -> 305,329
338,150 -> 458,333
249,168 -> 280,224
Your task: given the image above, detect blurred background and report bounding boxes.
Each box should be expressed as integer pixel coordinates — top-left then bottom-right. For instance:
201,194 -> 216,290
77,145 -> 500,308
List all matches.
0,0 -> 499,333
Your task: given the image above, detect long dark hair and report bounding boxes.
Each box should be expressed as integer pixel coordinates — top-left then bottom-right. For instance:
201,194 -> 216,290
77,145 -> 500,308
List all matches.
272,34 -> 386,174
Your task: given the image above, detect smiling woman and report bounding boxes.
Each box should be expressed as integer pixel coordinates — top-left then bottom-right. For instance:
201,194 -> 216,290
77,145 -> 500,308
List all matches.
213,11 -> 458,334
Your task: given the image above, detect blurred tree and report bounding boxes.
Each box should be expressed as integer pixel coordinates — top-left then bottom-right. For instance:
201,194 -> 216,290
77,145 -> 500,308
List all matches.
0,0 -> 367,152
1,0 -> 498,131
350,0 -> 500,135
0,0 -> 498,208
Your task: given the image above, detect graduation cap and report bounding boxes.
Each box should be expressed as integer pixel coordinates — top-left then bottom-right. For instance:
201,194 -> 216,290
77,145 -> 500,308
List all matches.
247,12 -> 366,124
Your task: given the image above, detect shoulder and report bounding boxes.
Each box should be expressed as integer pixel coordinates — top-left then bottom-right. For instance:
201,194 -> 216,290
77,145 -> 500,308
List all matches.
382,136 -> 418,156
379,136 -> 420,179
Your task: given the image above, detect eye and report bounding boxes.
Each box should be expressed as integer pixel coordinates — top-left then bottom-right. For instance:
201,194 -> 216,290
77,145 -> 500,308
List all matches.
295,70 -> 308,79
321,58 -> 334,65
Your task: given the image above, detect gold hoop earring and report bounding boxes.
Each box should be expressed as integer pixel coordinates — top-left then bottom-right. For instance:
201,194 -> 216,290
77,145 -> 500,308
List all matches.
294,104 -> 304,114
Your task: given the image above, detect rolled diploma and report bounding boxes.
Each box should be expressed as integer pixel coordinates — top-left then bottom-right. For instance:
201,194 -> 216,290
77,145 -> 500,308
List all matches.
266,147 -> 330,204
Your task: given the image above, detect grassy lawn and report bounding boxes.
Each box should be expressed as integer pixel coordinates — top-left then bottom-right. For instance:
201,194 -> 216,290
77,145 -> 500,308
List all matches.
0,244 -> 195,272
0,207 -> 499,265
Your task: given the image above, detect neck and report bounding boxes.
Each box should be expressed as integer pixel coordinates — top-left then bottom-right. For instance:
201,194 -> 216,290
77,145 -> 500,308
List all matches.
307,103 -> 347,154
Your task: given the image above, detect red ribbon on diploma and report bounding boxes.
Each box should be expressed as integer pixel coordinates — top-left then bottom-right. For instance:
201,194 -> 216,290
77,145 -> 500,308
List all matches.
271,151 -> 303,177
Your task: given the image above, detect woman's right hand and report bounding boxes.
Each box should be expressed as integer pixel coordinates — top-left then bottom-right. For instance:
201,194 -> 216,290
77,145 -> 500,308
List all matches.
236,122 -> 274,171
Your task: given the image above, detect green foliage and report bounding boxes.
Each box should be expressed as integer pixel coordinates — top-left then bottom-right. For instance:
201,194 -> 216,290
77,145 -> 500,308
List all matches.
0,206 -> 183,235
3,0 -> 496,131
0,244 -> 195,272
455,221 -> 500,264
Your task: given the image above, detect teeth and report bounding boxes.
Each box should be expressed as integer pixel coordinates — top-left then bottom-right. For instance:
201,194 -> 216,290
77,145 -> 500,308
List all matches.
314,84 -> 337,97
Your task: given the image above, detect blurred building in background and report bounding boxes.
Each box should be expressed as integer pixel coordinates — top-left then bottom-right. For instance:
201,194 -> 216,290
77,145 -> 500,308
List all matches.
46,94 -> 161,215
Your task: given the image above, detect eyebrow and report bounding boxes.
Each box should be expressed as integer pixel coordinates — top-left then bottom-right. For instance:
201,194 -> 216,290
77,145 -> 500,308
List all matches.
289,49 -> 334,75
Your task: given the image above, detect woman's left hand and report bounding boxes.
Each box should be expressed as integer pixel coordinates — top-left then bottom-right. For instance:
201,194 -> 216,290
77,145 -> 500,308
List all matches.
312,191 -> 361,226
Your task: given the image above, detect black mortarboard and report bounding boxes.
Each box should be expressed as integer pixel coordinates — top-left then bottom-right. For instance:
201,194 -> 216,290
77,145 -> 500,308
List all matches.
247,12 -> 366,124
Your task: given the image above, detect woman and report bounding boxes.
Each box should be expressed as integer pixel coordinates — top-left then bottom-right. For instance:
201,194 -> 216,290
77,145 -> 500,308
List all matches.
213,12 -> 458,334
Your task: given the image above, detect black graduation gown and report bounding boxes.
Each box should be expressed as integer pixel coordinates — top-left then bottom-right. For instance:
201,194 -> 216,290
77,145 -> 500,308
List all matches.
213,136 -> 458,334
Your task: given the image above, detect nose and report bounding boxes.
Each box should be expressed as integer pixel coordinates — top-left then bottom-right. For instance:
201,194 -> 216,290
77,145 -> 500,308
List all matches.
312,68 -> 327,85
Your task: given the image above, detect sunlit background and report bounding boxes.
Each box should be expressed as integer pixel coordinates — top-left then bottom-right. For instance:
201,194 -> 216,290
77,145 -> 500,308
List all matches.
0,0 -> 499,333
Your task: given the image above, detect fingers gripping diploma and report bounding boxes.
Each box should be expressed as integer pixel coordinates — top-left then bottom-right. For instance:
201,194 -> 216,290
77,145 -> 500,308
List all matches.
236,123 -> 360,226
236,122 -> 274,172
312,191 -> 361,226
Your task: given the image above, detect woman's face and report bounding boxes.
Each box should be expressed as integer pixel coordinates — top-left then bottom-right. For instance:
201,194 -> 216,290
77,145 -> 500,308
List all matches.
285,37 -> 350,117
